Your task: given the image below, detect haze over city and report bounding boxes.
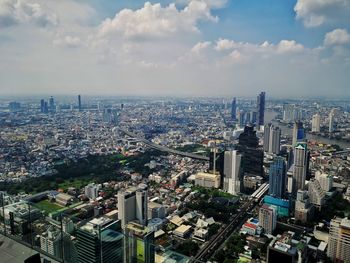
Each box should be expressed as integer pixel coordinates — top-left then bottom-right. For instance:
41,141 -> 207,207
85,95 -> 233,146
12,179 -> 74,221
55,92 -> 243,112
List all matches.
1,0 -> 350,98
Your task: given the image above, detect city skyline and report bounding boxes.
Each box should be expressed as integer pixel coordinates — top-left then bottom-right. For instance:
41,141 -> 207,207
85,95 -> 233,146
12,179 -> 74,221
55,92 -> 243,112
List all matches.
0,0 -> 349,98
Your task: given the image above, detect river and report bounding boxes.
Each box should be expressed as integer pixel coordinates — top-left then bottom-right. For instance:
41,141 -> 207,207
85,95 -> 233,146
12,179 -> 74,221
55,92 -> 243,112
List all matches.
265,110 -> 350,149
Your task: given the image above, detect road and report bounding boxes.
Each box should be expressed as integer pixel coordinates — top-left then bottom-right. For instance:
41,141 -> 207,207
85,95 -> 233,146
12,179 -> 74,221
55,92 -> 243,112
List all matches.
190,199 -> 259,263
117,127 -> 210,161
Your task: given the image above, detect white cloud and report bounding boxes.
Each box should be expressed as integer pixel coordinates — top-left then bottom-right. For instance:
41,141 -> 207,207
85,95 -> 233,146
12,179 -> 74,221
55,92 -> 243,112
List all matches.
0,0 -> 57,28
191,41 -> 211,54
215,38 -> 236,51
53,35 -> 82,48
294,0 -> 350,27
98,1 -> 217,39
276,40 -> 304,54
324,28 -> 350,46
176,0 -> 228,9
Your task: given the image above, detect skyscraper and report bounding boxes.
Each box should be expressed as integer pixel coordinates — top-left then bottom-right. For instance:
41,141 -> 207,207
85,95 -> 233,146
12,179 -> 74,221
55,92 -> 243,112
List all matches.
257,91 -> 265,126
259,205 -> 277,234
49,96 -> 55,113
78,94 -> 82,111
311,113 -> 320,133
231,97 -> 237,120
263,123 -> 271,152
327,217 -> 350,262
76,217 -> 123,263
40,99 -> 45,113
223,150 -> 242,195
118,188 -> 148,228
269,126 -> 281,155
292,121 -> 304,146
329,109 -> 335,133
269,157 -> 286,198
236,125 -> 264,177
308,178 -> 325,208
293,143 -> 308,193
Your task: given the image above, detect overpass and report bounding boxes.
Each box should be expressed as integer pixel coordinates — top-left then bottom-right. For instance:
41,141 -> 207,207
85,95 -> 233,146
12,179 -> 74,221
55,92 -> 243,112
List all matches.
117,128 -> 209,161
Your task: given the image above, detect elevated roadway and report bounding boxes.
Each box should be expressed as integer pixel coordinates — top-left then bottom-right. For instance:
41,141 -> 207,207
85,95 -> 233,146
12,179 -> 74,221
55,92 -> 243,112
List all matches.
117,128 -> 209,161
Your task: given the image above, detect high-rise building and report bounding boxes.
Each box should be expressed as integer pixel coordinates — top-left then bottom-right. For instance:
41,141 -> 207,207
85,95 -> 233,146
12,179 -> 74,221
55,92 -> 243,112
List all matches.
40,226 -> 77,263
257,92 -> 265,126
223,150 -> 242,195
238,110 -> 245,127
308,178 -> 325,208
263,123 -> 271,152
76,217 -> 123,263
118,188 -> 148,227
78,94 -> 82,111
269,157 -> 286,198
292,121 -> 304,146
294,190 -> 313,223
269,126 -> 281,154
236,125 -> 264,178
329,109 -> 335,132
315,172 -> 333,192
231,97 -> 237,120
259,205 -> 277,234
283,104 -> 296,122
311,113 -> 320,133
327,217 -> 350,262
136,190 -> 148,226
124,222 -> 155,263
293,143 -> 308,193
49,96 -> 55,113
84,183 -> 101,200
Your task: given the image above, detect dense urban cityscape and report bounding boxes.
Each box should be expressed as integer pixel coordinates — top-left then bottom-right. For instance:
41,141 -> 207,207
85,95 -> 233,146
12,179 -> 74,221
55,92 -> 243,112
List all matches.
0,94 -> 350,263
1,0 -> 350,262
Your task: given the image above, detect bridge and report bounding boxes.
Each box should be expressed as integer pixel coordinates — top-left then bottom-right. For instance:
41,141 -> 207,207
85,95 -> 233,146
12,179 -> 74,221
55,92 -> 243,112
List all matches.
117,128 -> 210,161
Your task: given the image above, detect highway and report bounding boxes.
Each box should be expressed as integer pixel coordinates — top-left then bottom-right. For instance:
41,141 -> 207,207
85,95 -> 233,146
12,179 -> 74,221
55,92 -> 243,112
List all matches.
117,127 -> 210,161
190,198 -> 259,263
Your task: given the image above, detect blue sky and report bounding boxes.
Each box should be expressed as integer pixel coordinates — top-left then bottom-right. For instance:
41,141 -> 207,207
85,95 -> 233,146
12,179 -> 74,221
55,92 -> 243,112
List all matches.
0,0 -> 349,98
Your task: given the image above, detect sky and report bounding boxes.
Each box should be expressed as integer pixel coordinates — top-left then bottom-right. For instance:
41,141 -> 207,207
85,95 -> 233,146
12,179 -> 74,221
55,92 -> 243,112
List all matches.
0,0 -> 349,98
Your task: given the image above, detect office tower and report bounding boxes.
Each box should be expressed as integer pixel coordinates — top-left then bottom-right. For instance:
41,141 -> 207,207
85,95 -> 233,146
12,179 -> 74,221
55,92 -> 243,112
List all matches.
293,143 -> 308,193
283,104 -> 295,122
147,202 -> 166,219
257,91 -> 265,126
263,123 -> 271,152
136,190 -> 148,226
269,157 -> 286,198
223,150 -> 242,195
259,205 -> 277,234
294,190 -> 313,223
315,172 -> 333,192
269,126 -> 281,154
231,97 -> 237,120
124,222 -> 155,263
308,178 -> 325,208
118,188 -> 148,227
84,183 -> 101,200
311,113 -> 320,133
292,121 -> 304,146
49,96 -> 55,112
329,109 -> 335,132
40,99 -> 48,113
327,217 -> 350,262
40,226 -> 77,263
238,110 -> 245,127
245,112 -> 251,124
78,94 -> 82,111
236,125 -> 264,177
76,217 -> 123,263
251,111 -> 257,124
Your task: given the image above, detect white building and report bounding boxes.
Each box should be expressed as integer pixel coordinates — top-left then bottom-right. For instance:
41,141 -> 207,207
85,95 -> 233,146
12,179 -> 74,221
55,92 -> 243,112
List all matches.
327,217 -> 350,262
293,143 -> 308,192
117,188 -> 148,227
84,183 -> 101,200
311,113 -> 321,133
195,172 -> 220,188
259,205 -> 277,234
308,178 -> 325,208
315,171 -> 333,192
223,150 -> 241,195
